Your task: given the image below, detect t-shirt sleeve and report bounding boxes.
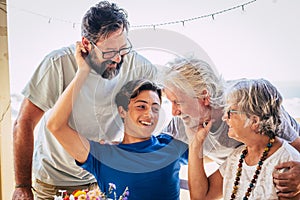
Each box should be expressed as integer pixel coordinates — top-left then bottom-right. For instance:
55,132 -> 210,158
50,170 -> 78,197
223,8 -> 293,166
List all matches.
277,106 -> 300,143
22,47 -> 76,111
181,148 -> 189,165
22,55 -> 63,111
76,140 -> 100,176
76,151 -> 96,174
172,137 -> 189,165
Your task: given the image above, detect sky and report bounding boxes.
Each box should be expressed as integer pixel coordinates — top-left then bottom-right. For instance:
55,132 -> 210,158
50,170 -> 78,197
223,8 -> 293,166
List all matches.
6,0 -> 300,101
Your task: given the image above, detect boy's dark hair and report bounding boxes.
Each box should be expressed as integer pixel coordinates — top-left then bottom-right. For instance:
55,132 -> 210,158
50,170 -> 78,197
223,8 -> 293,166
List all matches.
81,1 -> 129,43
115,79 -> 162,111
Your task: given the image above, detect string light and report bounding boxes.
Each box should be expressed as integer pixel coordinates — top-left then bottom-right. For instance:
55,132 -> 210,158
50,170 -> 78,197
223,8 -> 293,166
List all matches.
1,0 -> 257,29
131,0 -> 257,29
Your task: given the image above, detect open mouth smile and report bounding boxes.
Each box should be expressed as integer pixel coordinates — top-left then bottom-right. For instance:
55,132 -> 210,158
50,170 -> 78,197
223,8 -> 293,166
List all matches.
139,120 -> 153,126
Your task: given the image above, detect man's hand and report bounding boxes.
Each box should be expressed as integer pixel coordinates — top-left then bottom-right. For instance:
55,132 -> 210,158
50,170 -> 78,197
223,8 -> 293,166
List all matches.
273,161 -> 300,198
12,187 -> 33,200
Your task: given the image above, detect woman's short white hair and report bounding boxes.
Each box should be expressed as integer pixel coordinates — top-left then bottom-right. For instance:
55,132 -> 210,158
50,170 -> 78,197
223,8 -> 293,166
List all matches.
226,78 -> 283,137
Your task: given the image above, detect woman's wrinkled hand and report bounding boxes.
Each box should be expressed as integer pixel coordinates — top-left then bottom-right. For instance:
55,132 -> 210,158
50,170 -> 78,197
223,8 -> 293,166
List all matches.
188,120 -> 213,146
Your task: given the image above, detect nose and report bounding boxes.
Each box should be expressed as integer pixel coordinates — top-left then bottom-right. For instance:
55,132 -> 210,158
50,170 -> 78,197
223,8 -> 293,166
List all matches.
111,53 -> 121,63
172,104 -> 181,116
143,108 -> 153,117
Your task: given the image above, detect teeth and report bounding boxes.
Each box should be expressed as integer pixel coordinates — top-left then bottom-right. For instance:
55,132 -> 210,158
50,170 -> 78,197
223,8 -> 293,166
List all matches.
140,121 -> 152,126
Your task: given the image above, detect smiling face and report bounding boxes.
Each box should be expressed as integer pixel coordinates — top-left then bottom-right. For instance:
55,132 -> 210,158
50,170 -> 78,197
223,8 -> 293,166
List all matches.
119,90 -> 161,143
223,106 -> 252,143
84,28 -> 131,79
164,85 -> 211,131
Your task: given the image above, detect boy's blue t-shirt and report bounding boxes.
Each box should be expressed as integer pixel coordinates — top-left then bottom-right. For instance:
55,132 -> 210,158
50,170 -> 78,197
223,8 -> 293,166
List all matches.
77,133 -> 188,200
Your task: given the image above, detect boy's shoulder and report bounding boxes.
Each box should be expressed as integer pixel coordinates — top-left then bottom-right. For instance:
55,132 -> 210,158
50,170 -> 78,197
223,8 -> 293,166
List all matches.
156,133 -> 188,147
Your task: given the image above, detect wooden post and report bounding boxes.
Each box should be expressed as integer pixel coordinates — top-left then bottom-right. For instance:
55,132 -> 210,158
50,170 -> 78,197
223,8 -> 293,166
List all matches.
0,0 -> 14,198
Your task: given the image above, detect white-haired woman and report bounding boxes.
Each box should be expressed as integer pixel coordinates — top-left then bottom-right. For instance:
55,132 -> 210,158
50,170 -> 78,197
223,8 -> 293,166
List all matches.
188,78 -> 300,200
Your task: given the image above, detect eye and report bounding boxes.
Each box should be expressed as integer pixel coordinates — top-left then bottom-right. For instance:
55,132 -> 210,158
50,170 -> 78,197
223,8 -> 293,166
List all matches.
152,106 -> 161,113
136,105 -> 146,109
119,47 -> 131,55
103,51 -> 117,57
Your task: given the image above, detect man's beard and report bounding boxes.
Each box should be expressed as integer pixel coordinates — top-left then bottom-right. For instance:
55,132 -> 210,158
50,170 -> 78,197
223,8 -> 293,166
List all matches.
87,53 -> 124,80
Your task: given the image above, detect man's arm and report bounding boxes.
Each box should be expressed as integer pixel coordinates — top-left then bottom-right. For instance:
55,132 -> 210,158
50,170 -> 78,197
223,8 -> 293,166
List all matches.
12,98 -> 44,200
290,137 -> 300,152
272,108 -> 300,198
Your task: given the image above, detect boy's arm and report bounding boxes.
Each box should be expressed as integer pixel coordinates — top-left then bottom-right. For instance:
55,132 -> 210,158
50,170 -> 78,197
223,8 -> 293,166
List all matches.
47,42 -> 91,163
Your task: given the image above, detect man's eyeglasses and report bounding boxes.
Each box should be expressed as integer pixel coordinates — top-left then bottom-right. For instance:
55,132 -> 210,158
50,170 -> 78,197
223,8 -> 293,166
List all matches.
227,109 -> 243,119
91,39 -> 132,59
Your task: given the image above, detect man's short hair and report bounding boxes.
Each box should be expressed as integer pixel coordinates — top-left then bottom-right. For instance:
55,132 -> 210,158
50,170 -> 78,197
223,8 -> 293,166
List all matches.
81,1 -> 129,43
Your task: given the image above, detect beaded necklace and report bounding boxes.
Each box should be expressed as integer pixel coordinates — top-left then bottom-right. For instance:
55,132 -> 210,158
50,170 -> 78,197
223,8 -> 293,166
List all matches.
230,137 -> 275,200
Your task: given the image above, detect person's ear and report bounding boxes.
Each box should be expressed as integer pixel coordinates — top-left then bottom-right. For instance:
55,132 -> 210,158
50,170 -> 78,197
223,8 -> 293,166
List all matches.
250,115 -> 260,131
82,37 -> 92,51
198,90 -> 210,106
118,106 -> 126,118
202,95 -> 210,106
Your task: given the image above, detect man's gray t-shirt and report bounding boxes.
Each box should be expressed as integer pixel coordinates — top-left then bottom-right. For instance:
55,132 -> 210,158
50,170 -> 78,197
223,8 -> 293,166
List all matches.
22,44 -> 157,185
